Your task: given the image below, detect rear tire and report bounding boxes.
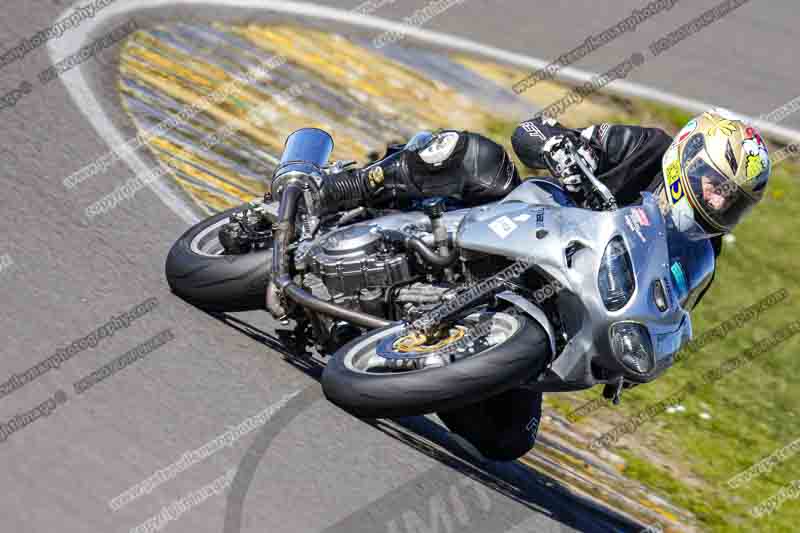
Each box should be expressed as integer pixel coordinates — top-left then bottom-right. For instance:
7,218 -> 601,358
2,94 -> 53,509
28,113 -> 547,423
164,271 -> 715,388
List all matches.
438,388 -> 542,461
165,204 -> 276,312
322,311 -> 551,418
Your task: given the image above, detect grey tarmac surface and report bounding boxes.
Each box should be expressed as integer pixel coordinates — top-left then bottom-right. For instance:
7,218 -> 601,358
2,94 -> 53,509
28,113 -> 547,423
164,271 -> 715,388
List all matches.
1,1 -> 793,531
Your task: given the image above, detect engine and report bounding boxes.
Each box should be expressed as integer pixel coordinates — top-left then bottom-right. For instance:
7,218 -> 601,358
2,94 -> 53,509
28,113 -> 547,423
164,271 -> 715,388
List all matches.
299,223 -> 464,325
303,225 -> 412,300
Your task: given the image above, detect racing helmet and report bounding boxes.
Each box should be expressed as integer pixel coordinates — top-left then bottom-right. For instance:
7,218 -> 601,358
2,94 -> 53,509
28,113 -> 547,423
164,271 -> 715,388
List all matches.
661,111 -> 770,234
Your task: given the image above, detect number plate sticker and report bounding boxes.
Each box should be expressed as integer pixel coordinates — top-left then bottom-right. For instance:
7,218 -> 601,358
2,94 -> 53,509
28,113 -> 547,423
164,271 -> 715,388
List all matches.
488,216 -> 518,239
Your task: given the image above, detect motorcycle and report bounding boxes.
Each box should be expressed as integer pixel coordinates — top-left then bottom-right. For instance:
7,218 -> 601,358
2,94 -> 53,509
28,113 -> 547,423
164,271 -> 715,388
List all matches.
166,128 -> 705,460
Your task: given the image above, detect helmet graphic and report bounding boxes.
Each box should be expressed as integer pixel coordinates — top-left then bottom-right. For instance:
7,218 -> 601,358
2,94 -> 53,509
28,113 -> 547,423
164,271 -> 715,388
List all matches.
661,111 -> 770,233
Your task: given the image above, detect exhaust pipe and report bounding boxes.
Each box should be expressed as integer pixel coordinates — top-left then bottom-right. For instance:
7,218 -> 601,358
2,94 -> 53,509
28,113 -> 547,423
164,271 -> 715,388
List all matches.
267,128 -> 334,318
266,129 -> 392,330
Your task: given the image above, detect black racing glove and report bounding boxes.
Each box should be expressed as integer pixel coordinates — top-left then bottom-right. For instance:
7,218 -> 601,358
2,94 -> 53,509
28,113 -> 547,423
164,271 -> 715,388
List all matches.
512,117 -> 601,191
541,134 -> 600,193
513,117 -> 674,205
512,117 -> 602,168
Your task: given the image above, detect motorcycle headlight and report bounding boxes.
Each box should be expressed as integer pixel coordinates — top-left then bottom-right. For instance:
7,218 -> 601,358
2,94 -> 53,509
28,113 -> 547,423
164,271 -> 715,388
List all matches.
598,236 -> 635,311
610,322 -> 655,376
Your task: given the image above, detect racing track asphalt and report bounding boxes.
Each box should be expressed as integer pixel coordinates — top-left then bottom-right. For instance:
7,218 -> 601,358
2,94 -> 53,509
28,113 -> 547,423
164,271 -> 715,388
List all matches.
2,1 -> 795,531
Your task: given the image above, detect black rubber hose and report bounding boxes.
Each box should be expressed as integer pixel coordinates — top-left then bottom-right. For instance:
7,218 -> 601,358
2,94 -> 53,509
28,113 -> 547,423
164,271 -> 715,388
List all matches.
325,169 -> 368,203
382,230 -> 458,268
407,237 -> 458,268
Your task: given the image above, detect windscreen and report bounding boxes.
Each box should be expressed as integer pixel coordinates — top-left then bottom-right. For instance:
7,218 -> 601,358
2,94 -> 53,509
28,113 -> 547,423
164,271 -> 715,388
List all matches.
625,192 -> 714,311
663,210 -> 716,309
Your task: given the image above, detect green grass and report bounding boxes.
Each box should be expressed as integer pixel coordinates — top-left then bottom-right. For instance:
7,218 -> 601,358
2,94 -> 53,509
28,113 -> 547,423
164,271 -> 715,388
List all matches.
635,100 -> 695,131
481,98 -> 800,532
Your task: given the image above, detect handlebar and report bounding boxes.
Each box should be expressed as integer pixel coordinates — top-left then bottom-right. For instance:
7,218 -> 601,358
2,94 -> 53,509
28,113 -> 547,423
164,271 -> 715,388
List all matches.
571,142 -> 618,211
543,136 -> 617,212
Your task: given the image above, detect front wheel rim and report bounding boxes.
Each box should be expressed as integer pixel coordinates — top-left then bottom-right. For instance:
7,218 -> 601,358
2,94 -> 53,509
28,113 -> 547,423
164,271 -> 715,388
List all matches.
341,311 -> 522,375
189,217 -> 231,256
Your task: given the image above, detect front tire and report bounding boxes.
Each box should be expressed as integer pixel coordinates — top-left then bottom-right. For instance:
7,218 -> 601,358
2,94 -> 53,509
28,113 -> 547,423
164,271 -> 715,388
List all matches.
322,310 -> 551,419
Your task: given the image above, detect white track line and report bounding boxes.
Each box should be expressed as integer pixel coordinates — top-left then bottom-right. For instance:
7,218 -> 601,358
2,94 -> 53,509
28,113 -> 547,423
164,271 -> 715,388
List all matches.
49,0 -> 800,222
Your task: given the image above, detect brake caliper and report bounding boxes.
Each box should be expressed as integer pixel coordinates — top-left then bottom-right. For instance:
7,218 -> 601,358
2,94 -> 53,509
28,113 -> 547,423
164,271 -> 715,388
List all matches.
220,202 -> 273,254
392,326 -> 466,354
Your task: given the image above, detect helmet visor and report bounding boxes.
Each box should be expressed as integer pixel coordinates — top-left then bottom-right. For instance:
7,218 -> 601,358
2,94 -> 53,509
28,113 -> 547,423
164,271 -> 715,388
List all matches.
684,157 -> 757,232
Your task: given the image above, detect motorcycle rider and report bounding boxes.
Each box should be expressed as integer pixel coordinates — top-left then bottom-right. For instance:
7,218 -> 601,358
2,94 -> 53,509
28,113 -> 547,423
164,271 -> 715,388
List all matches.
314,110 -> 771,309
304,110 -> 770,461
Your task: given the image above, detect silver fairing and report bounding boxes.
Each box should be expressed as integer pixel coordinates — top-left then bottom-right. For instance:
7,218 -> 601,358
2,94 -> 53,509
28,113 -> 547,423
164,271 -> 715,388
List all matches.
454,181 -> 691,387
310,181 -> 692,389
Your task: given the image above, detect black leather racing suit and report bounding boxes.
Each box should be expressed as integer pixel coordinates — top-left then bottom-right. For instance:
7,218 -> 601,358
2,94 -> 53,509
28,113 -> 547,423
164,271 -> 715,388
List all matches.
322,130 -> 521,210
512,120 -> 671,205
331,122 -> 672,209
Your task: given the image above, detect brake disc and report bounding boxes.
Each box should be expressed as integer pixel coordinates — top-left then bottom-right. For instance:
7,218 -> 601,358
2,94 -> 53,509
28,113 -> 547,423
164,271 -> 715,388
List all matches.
375,326 -> 467,369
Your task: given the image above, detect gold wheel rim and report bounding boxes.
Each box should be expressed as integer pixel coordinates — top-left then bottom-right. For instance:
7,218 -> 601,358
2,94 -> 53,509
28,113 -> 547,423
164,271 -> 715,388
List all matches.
392,326 -> 467,354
